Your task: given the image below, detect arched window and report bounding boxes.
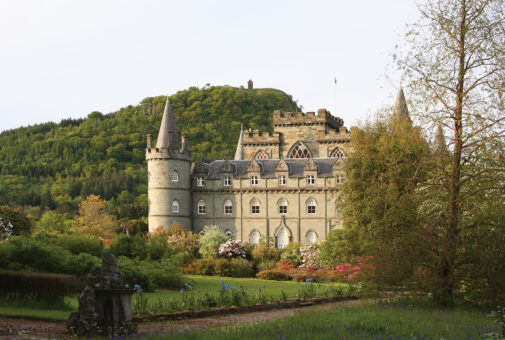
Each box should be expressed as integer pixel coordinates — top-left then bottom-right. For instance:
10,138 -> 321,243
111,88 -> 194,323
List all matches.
288,141 -> 311,159
197,200 -> 206,214
306,230 -> 318,244
250,198 -> 260,214
278,198 -> 288,215
277,228 -> 290,249
171,171 -> 179,182
225,230 -> 234,240
224,199 -> 233,215
249,230 -> 261,245
172,200 -> 180,213
306,198 -> 316,214
254,150 -> 269,159
330,147 -> 346,159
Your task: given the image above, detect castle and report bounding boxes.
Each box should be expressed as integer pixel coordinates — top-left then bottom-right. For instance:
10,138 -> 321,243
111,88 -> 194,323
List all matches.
146,87 -> 409,248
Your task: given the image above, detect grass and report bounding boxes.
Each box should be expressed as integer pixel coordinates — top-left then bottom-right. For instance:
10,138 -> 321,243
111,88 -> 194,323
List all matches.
141,303 -> 499,340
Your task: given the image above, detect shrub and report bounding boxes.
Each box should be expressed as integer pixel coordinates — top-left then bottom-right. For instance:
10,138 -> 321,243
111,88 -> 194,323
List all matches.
108,233 -> 147,260
252,245 -> 280,262
280,242 -> 302,267
257,260 -> 278,272
118,257 -> 185,292
118,257 -> 155,292
0,270 -> 79,300
299,243 -> 321,269
217,240 -> 248,259
319,229 -> 360,267
61,252 -> 101,280
0,205 -> 32,235
199,225 -> 228,258
215,258 -> 254,277
52,234 -> 103,257
256,270 -> 292,281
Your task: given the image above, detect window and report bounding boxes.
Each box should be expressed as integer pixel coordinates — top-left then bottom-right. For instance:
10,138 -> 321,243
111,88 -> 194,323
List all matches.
278,198 -> 288,214
288,141 -> 311,159
307,198 -> 316,214
250,176 -> 258,186
335,175 -> 344,184
279,175 -> 286,185
224,176 -> 231,186
306,231 -> 317,244
330,147 -> 346,159
197,200 -> 206,214
250,199 -> 260,214
171,171 -> 179,182
225,230 -> 234,240
224,199 -> 233,215
197,177 -> 205,187
250,230 -> 260,245
254,150 -> 269,159
276,228 -> 290,249
172,200 -> 180,213
306,175 -> 315,185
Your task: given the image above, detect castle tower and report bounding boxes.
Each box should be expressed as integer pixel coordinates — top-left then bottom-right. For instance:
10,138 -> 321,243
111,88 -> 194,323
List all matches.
394,86 -> 410,119
146,97 -> 192,232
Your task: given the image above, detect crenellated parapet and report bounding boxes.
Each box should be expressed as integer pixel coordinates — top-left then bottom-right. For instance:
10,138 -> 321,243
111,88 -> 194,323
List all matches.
242,130 -> 281,146
273,109 -> 344,130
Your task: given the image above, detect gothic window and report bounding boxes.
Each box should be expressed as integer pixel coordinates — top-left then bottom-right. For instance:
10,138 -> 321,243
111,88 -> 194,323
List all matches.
250,198 -> 260,214
171,171 -> 179,182
250,230 -> 260,245
254,150 -> 269,159
172,200 -> 180,213
279,175 -> 286,185
306,175 -> 315,185
330,147 -> 346,159
288,141 -> 311,159
224,199 -> 233,215
250,176 -> 258,186
224,176 -> 232,186
276,228 -> 290,249
306,198 -> 316,214
197,200 -> 206,214
278,198 -> 288,215
197,177 -> 205,187
306,230 -> 318,244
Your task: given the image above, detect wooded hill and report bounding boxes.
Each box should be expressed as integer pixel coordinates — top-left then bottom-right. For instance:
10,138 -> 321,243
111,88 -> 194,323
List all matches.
0,86 -> 300,219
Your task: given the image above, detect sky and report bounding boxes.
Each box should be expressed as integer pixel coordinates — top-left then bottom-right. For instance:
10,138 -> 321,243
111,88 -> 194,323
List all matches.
0,0 -> 420,133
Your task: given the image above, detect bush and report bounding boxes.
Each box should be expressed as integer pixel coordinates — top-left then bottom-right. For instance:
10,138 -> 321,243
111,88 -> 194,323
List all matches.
0,270 -> 80,299
118,257 -> 155,292
108,233 -> 147,260
299,243 -> 321,269
257,260 -> 278,272
252,245 -> 280,262
199,225 -> 228,258
319,229 -> 360,267
217,240 -> 248,259
256,270 -> 292,281
186,258 -> 255,277
0,205 -> 32,235
52,234 -> 103,257
280,242 -> 302,267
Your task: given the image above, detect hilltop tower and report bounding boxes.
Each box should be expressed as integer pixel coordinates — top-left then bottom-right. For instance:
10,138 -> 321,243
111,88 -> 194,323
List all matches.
146,97 -> 191,232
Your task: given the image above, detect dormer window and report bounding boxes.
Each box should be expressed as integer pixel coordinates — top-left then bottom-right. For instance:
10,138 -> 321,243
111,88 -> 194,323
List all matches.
279,175 -> 286,185
250,176 -> 258,186
335,175 -> 344,184
197,177 -> 205,187
306,175 -> 315,185
224,176 -> 232,186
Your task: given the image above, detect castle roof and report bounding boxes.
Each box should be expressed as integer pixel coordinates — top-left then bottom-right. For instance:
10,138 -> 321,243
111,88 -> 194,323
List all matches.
155,97 -> 181,149
233,126 -> 244,160
433,124 -> 447,154
203,158 -> 338,179
394,87 -> 409,118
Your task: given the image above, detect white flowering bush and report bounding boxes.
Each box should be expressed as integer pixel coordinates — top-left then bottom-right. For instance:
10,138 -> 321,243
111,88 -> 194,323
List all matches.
217,240 -> 248,259
299,243 -> 321,269
0,216 -> 13,240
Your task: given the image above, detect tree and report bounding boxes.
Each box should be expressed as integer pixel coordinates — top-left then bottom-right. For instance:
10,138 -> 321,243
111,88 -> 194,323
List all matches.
396,0 -> 505,305
339,114 -> 431,287
34,210 -> 71,235
0,205 -> 32,236
71,194 -> 116,239
198,225 -> 228,258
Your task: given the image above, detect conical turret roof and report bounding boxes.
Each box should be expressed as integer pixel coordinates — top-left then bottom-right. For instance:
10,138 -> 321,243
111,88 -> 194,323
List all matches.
234,125 -> 244,160
433,124 -> 447,154
394,87 -> 409,118
156,96 -> 180,149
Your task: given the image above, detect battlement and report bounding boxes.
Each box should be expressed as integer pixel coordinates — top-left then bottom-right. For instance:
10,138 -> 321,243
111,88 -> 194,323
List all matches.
273,109 -> 344,130
243,130 -> 281,145
145,147 -> 191,161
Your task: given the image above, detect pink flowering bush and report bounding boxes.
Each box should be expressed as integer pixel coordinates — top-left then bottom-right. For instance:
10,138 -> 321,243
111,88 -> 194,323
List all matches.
299,243 -> 321,269
217,240 -> 248,259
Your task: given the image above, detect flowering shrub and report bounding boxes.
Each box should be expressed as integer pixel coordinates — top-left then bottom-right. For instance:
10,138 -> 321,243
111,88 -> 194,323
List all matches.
256,269 -> 292,281
0,216 -> 13,240
299,243 -> 321,269
280,243 -> 302,267
217,240 -> 248,259
199,225 -> 229,258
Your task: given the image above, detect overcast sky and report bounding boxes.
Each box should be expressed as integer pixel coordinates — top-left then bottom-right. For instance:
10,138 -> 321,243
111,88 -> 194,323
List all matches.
0,0 -> 419,133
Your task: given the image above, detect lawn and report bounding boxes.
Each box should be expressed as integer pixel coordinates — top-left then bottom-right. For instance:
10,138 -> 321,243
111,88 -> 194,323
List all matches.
0,275 -> 318,321
142,303 -> 499,340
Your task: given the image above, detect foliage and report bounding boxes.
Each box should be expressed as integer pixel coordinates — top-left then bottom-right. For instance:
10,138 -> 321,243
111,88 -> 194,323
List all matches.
256,270 -> 292,281
217,240 -> 248,259
51,233 -> 103,257
299,243 -> 321,269
0,205 -> 32,235
319,228 -> 360,267
118,257 -> 185,292
185,258 -> 255,277
0,270 -> 79,301
108,233 -> 148,260
34,210 -> 71,235
70,194 -> 116,239
256,260 -> 278,272
279,242 -> 302,267
198,225 -> 229,258
251,245 -> 280,262
395,0 -> 505,306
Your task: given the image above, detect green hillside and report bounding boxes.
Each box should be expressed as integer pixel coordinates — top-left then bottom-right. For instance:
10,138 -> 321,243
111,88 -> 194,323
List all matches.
0,85 -> 300,220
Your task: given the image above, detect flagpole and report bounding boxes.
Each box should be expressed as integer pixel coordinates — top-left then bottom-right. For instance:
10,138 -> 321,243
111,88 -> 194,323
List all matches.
334,77 -> 337,115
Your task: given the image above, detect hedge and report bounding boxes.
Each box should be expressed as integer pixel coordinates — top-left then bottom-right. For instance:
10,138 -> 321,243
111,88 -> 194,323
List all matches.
0,270 -> 80,299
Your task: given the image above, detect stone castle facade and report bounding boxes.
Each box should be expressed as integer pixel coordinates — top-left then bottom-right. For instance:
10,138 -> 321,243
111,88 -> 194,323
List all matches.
146,88 -> 409,248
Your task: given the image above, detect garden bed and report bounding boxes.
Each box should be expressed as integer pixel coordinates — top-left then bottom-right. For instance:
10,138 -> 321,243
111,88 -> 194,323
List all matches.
134,295 -> 358,322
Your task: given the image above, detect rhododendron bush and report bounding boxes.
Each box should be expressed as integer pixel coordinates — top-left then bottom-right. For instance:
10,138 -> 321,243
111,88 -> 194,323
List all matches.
217,240 -> 248,259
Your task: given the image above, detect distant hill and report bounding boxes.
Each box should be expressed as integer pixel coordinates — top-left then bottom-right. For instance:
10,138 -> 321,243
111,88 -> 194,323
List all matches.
0,85 -> 300,219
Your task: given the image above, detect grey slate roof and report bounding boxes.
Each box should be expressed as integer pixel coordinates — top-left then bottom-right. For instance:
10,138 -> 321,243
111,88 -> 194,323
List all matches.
202,158 -> 338,179
156,97 -> 181,149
